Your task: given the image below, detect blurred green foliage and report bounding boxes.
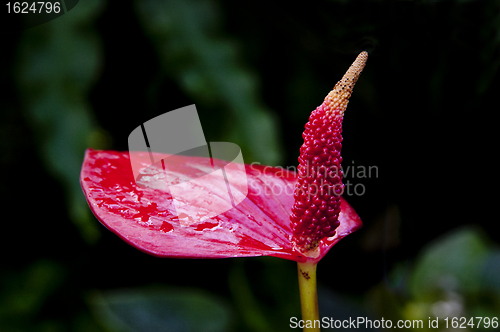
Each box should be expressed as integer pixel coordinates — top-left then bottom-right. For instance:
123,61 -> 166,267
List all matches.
135,0 -> 283,166
2,0 -> 499,331
15,0 -> 108,243
410,227 -> 492,300
90,287 -> 232,332
368,228 -> 500,332
0,260 -> 65,329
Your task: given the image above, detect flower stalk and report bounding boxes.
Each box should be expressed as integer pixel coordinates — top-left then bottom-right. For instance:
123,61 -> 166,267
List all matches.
297,261 -> 320,332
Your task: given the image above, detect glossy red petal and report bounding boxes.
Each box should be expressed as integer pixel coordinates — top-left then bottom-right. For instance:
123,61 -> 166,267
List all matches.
80,149 -> 362,263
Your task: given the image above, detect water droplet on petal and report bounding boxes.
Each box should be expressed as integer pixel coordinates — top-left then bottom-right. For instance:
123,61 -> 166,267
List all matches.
160,221 -> 173,233
194,221 -> 219,231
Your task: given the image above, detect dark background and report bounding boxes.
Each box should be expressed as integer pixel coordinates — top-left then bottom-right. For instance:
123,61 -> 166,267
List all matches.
1,0 -> 499,331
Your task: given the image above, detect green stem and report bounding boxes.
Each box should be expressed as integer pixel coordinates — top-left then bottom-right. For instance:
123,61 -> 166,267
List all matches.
297,261 -> 320,332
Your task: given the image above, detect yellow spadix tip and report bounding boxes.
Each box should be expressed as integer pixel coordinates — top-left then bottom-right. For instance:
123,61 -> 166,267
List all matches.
324,51 -> 368,117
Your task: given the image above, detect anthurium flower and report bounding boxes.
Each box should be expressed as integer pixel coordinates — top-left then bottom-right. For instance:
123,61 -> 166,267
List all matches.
81,51 -> 367,331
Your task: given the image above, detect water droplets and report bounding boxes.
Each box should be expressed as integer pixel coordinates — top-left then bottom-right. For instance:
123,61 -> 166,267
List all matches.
160,221 -> 174,233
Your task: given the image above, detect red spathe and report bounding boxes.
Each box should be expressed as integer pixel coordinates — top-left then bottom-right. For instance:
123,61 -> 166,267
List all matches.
80,149 -> 362,263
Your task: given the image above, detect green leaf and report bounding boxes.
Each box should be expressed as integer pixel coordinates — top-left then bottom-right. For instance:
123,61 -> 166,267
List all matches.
90,287 -> 232,332
409,227 -> 492,301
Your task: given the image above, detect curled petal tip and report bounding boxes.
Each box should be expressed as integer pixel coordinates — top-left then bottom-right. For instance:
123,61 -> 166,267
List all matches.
325,51 -> 368,117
